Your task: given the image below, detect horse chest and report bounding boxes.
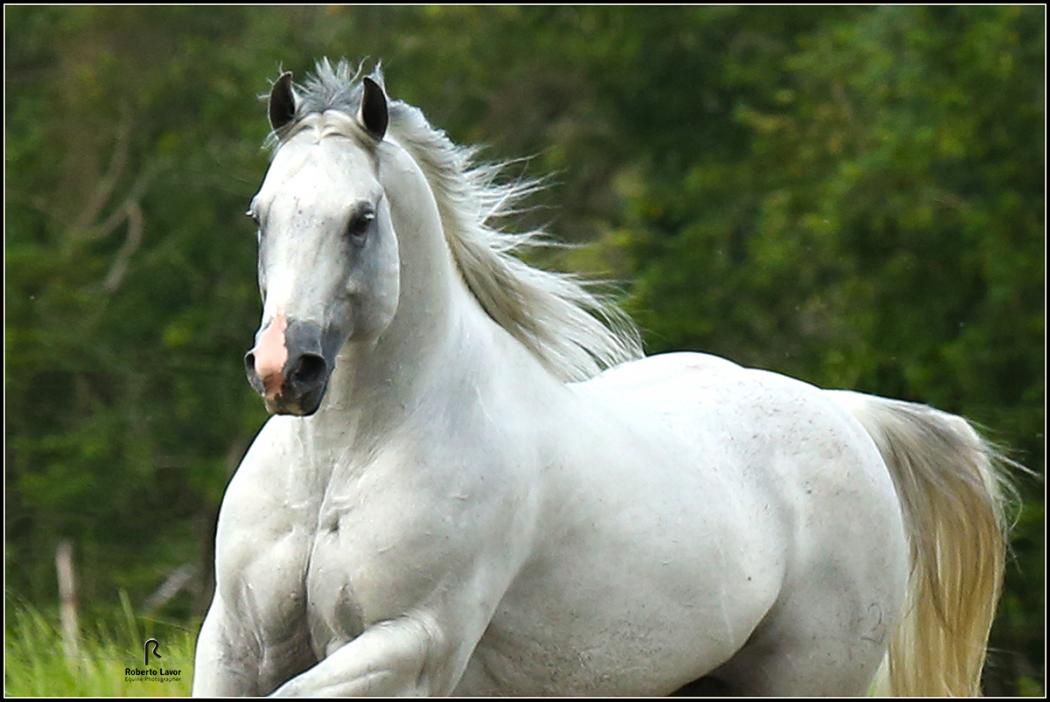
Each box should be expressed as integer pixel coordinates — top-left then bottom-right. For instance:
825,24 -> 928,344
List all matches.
301,514 -> 371,653
217,506 -> 381,659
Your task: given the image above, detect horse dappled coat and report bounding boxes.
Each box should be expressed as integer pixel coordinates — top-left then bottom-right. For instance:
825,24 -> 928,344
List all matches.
193,60 -> 1011,697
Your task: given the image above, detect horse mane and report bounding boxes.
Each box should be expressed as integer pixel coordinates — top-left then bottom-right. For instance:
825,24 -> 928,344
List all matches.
267,58 -> 644,381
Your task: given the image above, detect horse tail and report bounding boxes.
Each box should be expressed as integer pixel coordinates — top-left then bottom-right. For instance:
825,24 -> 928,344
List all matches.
829,391 -> 1014,696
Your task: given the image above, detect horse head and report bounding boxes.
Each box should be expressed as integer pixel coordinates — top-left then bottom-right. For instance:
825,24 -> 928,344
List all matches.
245,70 -> 399,415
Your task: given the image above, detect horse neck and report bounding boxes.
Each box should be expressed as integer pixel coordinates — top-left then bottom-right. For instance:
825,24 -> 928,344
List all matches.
314,144 -> 512,435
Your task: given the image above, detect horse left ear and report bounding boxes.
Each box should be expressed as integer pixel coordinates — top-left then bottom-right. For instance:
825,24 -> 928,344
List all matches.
358,76 -> 388,142
269,71 -> 299,132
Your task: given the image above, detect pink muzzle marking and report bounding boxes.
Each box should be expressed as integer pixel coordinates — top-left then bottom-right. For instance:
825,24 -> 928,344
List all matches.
253,313 -> 288,402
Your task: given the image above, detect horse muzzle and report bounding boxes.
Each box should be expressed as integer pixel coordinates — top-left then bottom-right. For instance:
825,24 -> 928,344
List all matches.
244,314 -> 335,416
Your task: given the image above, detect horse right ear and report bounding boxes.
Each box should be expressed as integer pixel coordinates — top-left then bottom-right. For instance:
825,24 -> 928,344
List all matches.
268,71 -> 299,132
358,76 -> 388,142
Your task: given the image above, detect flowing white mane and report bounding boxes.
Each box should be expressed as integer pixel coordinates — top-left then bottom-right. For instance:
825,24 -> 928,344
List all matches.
268,58 -> 643,382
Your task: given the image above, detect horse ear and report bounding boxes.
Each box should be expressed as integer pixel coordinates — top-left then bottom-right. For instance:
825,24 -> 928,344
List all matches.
358,76 -> 388,141
268,71 -> 298,132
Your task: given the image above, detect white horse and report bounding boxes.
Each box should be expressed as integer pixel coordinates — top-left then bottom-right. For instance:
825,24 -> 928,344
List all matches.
193,59 -> 1012,697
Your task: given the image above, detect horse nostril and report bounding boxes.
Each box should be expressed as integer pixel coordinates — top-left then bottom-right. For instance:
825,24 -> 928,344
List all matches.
244,351 -> 257,375
291,354 -> 326,386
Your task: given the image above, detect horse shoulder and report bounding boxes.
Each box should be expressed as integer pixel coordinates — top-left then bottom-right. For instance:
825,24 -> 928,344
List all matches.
213,418 -> 316,629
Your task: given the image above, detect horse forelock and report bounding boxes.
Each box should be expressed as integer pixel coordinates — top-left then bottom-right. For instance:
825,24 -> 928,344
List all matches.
260,57 -> 644,382
263,58 -> 377,153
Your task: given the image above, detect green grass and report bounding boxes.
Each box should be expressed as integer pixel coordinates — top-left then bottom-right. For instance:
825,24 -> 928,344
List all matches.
4,596 -> 196,697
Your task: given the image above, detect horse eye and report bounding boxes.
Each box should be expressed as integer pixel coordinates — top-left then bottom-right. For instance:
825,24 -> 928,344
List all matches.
347,210 -> 375,245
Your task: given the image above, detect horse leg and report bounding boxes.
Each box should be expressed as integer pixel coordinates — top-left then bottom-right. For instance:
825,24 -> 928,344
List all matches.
194,594 -> 319,696
193,598 -> 262,696
269,614 -> 466,697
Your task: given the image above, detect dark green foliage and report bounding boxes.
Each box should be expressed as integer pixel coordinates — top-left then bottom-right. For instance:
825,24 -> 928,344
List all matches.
5,6 -> 1043,694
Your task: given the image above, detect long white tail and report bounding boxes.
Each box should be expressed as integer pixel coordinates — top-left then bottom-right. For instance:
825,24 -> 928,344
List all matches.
831,392 -> 1014,696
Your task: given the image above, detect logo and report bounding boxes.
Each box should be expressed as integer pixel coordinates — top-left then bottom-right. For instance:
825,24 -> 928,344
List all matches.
144,637 -> 161,666
124,637 -> 182,683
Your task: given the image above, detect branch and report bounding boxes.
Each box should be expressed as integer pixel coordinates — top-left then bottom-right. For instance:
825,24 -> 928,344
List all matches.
87,162 -> 160,243
102,201 -> 144,293
73,109 -> 132,233
142,563 -> 197,613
